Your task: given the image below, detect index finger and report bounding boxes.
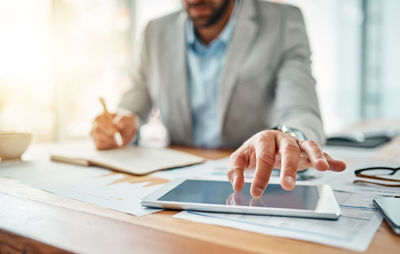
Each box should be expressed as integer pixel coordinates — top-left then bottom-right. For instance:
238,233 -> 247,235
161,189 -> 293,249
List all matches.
250,133 -> 276,198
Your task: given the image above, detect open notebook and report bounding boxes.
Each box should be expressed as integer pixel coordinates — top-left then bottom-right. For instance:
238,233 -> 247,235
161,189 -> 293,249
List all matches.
50,143 -> 205,175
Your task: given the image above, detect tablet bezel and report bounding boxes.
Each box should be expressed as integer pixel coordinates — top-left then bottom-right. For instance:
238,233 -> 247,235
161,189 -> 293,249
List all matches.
141,178 -> 342,220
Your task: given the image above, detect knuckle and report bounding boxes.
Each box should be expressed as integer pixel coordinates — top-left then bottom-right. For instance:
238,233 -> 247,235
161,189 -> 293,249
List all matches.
123,115 -> 132,121
259,131 -> 274,141
94,120 -> 105,129
96,114 -> 106,122
230,152 -> 246,169
281,133 -> 296,142
273,130 -> 285,137
94,115 -> 101,121
306,140 -> 324,155
264,129 -> 278,136
281,142 -> 300,153
258,152 -> 275,167
229,145 -> 247,161
254,139 -> 267,150
258,135 -> 269,144
120,118 -> 129,126
229,151 -> 238,161
121,114 -> 134,123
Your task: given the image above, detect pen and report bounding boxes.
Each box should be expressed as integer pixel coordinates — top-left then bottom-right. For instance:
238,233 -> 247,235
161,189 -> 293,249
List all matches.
99,97 -> 124,147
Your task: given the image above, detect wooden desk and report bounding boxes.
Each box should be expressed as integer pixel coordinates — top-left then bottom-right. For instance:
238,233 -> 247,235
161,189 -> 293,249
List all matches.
0,145 -> 399,254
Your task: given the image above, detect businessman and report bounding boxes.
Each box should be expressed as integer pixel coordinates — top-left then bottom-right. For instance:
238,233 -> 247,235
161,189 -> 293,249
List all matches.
91,0 -> 346,197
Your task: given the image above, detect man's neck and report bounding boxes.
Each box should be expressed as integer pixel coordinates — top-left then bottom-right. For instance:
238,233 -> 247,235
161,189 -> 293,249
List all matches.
195,1 -> 235,45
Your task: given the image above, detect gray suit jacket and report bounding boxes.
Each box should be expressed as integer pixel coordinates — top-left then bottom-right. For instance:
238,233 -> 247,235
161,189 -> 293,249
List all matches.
119,0 -> 324,148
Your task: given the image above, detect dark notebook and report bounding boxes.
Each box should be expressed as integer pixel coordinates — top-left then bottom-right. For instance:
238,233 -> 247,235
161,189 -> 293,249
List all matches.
326,135 -> 391,148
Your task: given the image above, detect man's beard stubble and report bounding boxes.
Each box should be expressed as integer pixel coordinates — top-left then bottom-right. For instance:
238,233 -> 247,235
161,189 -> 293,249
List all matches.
188,0 -> 233,28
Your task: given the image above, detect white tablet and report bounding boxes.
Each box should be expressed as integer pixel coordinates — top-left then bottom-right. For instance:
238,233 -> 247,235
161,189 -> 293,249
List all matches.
141,179 -> 341,220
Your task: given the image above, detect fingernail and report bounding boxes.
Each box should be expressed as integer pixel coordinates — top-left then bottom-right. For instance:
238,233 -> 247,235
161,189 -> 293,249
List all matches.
284,176 -> 295,188
254,187 -> 264,196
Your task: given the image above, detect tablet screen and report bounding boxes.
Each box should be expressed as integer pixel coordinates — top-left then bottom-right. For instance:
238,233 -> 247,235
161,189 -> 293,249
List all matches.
158,180 -> 319,210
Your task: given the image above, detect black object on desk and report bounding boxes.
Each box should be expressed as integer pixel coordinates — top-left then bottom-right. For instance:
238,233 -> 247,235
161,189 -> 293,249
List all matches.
373,197 -> 400,235
326,134 -> 391,148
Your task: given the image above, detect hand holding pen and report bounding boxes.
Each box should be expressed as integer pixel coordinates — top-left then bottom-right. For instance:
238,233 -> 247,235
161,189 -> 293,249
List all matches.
90,98 -> 136,150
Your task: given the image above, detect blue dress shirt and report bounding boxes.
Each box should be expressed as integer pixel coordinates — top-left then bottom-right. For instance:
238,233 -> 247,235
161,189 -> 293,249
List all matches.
186,1 -> 239,148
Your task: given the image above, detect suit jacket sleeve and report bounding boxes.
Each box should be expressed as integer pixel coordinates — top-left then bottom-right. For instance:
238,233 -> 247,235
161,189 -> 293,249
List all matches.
118,23 -> 153,127
272,6 -> 325,146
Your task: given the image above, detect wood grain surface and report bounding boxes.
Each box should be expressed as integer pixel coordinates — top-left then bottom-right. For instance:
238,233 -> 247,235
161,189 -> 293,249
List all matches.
0,143 -> 399,253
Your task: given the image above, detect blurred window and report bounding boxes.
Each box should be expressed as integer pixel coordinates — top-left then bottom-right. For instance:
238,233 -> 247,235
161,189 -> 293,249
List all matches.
284,0 -> 400,133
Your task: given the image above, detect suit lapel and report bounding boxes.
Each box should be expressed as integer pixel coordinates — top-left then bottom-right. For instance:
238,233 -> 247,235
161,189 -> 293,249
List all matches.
219,0 -> 258,128
165,12 -> 192,144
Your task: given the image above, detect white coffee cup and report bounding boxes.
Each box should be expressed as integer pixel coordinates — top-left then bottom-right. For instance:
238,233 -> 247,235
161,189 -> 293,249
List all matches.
0,132 -> 33,161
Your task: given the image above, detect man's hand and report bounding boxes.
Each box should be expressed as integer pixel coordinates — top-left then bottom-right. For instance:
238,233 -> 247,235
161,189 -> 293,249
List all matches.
227,130 -> 346,197
90,113 -> 136,150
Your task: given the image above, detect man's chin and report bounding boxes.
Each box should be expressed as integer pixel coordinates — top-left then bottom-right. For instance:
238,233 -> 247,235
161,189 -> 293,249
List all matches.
190,16 -> 213,28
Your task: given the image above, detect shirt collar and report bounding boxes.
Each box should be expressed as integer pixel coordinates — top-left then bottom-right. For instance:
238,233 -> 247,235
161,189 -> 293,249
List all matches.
186,0 -> 240,47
